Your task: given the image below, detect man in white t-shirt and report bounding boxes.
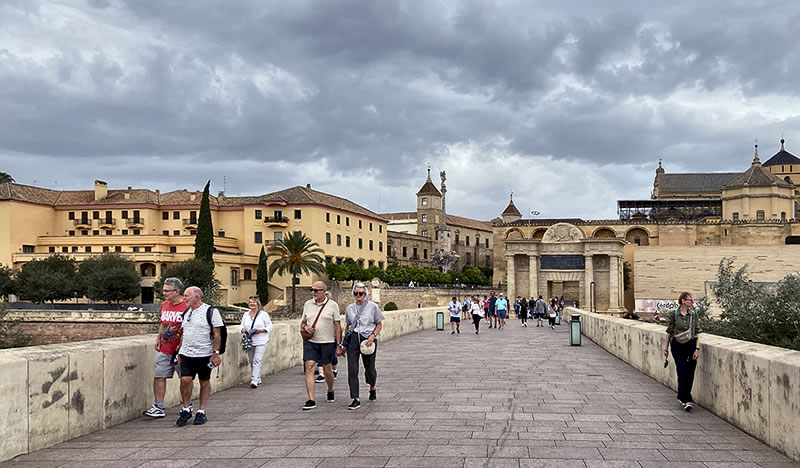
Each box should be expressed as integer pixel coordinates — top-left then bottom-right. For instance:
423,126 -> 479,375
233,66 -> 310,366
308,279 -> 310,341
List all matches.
448,296 -> 462,335
175,286 -> 224,427
300,281 -> 342,410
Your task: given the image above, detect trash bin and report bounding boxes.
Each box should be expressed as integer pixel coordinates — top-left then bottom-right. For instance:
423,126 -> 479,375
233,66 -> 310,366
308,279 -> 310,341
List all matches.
569,314 -> 581,346
436,311 -> 445,331
554,312 -> 561,325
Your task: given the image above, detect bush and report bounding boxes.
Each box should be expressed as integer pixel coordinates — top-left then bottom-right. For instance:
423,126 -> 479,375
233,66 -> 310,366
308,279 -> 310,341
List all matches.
154,259 -> 221,305
384,301 -> 398,311
0,264 -> 15,299
16,255 -> 81,303
79,253 -> 141,304
0,302 -> 32,348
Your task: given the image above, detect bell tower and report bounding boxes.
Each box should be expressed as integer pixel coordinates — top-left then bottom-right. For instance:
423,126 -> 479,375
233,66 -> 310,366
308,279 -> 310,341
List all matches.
416,166 -> 442,239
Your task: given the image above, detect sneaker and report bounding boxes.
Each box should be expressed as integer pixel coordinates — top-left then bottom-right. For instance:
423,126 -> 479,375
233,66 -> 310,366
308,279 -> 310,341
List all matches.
348,399 -> 361,410
333,370 -> 338,380
327,391 -> 335,403
175,408 -> 192,427
369,389 -> 376,401
456,328 -> 460,334
315,374 -> 326,383
193,412 -> 207,425
143,404 -> 165,418
475,331 -> 479,335
684,401 -> 694,412
250,380 -> 258,389
302,400 -> 317,410
451,331 -> 455,335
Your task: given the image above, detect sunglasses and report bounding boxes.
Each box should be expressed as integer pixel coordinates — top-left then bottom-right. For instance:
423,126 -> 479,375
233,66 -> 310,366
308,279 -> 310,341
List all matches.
310,288 -> 323,293
353,291 -> 366,297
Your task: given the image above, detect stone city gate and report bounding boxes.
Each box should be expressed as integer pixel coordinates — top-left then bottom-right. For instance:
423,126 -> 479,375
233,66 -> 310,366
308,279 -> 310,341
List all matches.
504,223 -> 626,312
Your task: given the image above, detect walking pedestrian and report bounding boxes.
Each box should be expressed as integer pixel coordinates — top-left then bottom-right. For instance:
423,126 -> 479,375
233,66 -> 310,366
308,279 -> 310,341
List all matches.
470,295 -> 484,334
495,293 -> 508,329
519,297 -> 528,327
175,286 -> 224,426
447,296 -> 462,335
301,281 -> 342,410
482,295 -> 490,324
528,297 -> 536,321
461,296 -> 472,321
664,292 -> 702,411
548,298 -> 557,329
143,277 -> 188,418
339,282 -> 384,410
534,295 -> 546,327
240,296 -> 273,388
513,296 -> 521,320
488,291 -> 497,328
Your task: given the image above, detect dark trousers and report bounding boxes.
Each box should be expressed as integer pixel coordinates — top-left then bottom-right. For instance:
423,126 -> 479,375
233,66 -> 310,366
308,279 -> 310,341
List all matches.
548,316 -> 556,326
472,313 -> 482,332
347,334 -> 377,399
671,338 -> 698,403
520,311 -> 527,324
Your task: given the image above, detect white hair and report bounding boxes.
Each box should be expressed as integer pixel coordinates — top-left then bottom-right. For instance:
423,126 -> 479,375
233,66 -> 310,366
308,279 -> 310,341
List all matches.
352,282 -> 368,296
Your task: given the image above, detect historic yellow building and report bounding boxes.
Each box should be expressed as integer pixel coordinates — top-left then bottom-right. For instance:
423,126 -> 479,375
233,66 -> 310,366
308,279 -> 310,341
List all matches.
0,181 -> 387,305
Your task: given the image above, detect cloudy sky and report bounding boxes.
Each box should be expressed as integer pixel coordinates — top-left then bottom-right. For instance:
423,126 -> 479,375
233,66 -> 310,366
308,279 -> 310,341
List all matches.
2,1 -> 799,221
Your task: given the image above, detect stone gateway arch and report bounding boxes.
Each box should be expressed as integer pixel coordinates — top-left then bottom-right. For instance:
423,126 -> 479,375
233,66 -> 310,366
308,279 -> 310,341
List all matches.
504,223 -> 626,312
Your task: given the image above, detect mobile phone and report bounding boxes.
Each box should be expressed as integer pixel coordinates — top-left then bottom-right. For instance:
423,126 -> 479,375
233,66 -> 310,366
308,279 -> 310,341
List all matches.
207,361 -> 215,369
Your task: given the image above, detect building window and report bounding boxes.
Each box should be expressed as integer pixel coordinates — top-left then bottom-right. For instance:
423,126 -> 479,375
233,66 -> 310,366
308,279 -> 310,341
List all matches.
379,225 -> 382,233
336,257 -> 343,265
163,230 -> 169,236
346,217 -> 350,226
359,220 -> 362,229
68,212 -> 75,220
173,211 -> 180,220
337,234 -> 342,246
782,212 -> 787,221
121,210 -> 128,219
358,238 -> 363,249
106,230 -> 112,236
84,246 -> 91,253
634,238 -> 641,245
120,229 -> 127,236
413,247 -> 418,258
162,212 -> 169,220
105,211 -> 113,222
189,230 -> 196,235
49,246 -> 55,253
423,249 -> 428,259
325,256 -> 333,264
170,246 -> 177,253
465,252 -> 471,264
422,230 -> 428,237
369,240 -> 374,251
466,236 -> 470,246
326,233 -> 331,244
368,260 -> 374,267
732,212 -> 739,221
92,211 -> 99,220
455,234 -> 460,244
486,255 -> 491,266
346,236 -> 350,247
243,269 -> 252,280
387,245 -> 392,256
326,212 -> 330,222
705,237 -> 711,246
190,211 -> 197,223
485,239 -> 489,248
72,246 -> 78,253
102,246 -> 109,253
81,230 -> 88,236
231,268 -> 239,286
422,197 -> 428,206
402,246 -> 407,257
62,246 -> 69,253
378,261 -> 384,269
115,246 -> 122,253
173,230 -> 180,236
218,230 -> 225,238
274,232 -> 282,242
92,230 -> 99,236
255,232 -> 263,244
421,214 -> 427,223
133,247 -> 140,253
133,229 -> 140,235
379,241 -> 383,252
358,259 -> 365,268
294,209 -> 302,219
255,209 -> 262,219
22,245 -> 35,254
369,222 -> 373,231
756,210 -> 765,221
337,215 -> 341,224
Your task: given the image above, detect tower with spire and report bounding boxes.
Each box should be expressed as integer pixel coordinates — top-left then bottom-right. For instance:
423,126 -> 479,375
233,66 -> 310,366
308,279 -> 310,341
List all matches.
501,191 -> 522,223
416,166 -> 443,239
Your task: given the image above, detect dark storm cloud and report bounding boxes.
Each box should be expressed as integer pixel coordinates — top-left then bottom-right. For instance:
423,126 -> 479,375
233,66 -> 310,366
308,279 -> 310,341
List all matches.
2,0 -> 800,219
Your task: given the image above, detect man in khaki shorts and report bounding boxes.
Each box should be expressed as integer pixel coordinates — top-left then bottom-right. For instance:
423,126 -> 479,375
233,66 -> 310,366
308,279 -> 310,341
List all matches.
300,281 -> 341,410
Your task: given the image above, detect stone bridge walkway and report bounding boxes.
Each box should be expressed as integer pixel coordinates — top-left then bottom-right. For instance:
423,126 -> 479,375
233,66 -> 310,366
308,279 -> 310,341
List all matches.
4,319 -> 797,468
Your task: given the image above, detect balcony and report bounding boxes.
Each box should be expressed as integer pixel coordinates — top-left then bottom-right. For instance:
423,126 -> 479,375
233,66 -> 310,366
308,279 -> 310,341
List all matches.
73,219 -> 92,229
264,216 -> 289,227
182,218 -> 198,229
98,218 -> 116,229
125,218 -> 144,228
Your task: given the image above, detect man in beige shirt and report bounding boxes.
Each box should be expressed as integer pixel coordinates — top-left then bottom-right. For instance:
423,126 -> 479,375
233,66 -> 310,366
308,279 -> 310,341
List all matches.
300,281 -> 341,410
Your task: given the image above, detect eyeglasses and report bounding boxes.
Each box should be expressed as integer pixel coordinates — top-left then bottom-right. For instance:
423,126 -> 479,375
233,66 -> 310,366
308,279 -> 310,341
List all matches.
163,289 -> 174,294
310,288 -> 323,293
353,291 -> 366,297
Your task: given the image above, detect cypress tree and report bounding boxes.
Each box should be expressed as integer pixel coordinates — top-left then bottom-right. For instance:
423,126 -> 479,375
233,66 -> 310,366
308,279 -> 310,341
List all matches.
256,245 -> 269,305
194,180 -> 214,263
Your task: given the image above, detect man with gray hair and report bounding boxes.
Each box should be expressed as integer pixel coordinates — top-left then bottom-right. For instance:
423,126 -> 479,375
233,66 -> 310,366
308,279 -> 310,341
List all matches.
143,277 -> 188,418
300,280 -> 341,410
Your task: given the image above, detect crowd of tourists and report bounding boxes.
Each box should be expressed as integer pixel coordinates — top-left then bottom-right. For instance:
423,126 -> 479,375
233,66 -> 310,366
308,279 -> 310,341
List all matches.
142,277 -> 701,425
447,291 -> 568,334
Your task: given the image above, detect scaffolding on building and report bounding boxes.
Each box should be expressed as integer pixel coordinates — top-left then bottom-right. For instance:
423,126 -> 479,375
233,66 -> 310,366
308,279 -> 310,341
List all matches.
617,199 -> 723,221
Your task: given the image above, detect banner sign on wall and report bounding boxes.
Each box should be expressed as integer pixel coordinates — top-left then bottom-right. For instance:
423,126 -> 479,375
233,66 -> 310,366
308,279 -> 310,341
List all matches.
635,299 -> 679,313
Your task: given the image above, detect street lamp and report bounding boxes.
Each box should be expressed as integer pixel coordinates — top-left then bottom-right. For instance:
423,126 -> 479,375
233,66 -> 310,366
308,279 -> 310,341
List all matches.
590,281 -> 596,313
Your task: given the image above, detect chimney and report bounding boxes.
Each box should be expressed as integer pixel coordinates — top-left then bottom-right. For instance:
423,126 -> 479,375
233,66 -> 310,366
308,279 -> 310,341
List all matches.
124,186 -> 132,200
94,180 -> 108,200
306,183 -> 311,189
217,191 -> 225,200
190,193 -> 196,201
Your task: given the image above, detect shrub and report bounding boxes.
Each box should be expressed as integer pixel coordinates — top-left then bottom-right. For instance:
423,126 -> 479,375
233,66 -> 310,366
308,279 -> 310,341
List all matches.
384,302 -> 398,311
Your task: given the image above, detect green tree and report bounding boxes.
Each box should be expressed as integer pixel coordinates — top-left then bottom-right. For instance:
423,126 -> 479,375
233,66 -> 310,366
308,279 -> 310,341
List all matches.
194,180 -> 214,264
0,172 -> 13,184
78,253 -> 141,304
268,231 -> 326,315
0,264 -> 15,299
154,259 -> 220,305
0,303 -> 32,348
256,246 -> 269,305
16,255 -> 81,303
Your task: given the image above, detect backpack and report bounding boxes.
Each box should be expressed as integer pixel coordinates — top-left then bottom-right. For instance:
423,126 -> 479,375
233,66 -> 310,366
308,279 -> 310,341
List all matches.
183,306 -> 228,355
462,301 -> 470,312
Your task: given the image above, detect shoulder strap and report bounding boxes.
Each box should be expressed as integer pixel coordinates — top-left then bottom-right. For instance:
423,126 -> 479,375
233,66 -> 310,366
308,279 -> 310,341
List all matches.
206,307 -> 222,327
311,299 -> 328,328
249,310 -> 261,331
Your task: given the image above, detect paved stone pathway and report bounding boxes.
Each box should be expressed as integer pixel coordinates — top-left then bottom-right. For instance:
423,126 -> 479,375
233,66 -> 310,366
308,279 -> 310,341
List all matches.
4,318 -> 798,467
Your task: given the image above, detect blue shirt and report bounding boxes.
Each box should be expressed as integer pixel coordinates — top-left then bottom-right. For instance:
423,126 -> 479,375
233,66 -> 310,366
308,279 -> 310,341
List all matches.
448,301 -> 461,318
495,298 -> 508,311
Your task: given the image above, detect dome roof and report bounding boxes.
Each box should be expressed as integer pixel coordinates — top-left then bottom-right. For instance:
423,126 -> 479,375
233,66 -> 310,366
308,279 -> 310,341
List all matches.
762,139 -> 800,167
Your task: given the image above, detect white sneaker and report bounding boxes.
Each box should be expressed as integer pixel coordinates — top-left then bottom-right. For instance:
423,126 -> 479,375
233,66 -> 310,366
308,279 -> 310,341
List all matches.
143,404 -> 165,418
250,380 -> 258,388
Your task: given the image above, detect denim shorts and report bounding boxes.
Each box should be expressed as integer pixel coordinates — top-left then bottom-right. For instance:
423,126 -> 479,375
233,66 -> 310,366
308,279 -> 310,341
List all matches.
303,341 -> 336,365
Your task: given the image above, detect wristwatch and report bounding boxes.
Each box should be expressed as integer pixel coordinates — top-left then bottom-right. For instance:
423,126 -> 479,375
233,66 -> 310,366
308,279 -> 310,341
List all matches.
213,350 -> 220,354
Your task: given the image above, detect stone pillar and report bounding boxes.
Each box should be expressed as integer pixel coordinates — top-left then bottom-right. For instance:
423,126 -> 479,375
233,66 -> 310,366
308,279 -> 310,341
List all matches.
609,254 -> 621,311
584,254 -> 593,309
619,256 -> 625,310
506,254 -> 515,300
528,254 -> 538,299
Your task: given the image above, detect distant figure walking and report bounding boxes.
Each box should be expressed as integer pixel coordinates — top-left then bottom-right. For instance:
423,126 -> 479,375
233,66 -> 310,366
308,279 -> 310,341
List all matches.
519,297 -> 528,327
548,298 -> 558,330
240,296 -> 273,388
495,293 -> 508,330
470,295 -> 484,334
488,292 -> 497,328
664,292 -> 702,411
448,296 -> 462,335
534,295 -> 546,327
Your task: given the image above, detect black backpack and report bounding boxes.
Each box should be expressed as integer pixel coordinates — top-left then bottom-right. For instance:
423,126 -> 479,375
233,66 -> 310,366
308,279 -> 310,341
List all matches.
183,306 -> 228,355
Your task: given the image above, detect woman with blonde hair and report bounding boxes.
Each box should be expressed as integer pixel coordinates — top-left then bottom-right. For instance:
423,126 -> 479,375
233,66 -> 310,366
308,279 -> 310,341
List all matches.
240,295 -> 273,388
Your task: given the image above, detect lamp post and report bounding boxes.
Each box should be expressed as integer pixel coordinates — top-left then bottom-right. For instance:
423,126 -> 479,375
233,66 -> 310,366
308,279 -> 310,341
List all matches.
590,281 -> 596,314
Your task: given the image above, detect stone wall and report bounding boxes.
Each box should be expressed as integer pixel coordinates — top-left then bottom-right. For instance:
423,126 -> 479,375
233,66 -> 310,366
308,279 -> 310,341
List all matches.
0,306 -> 441,463
633,245 -> 800,301
570,307 -> 800,463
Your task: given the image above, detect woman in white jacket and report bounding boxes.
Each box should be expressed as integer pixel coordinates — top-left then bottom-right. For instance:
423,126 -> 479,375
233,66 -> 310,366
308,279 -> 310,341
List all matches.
240,296 -> 273,388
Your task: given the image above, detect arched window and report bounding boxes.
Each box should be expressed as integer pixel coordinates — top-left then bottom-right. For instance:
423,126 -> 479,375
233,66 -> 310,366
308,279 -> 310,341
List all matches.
756,210 -> 765,221
785,176 -> 792,184
781,212 -> 787,222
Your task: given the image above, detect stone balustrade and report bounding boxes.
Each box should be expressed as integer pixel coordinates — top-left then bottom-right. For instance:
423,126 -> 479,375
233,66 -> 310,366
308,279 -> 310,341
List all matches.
568,307 -> 800,463
0,306 -> 442,462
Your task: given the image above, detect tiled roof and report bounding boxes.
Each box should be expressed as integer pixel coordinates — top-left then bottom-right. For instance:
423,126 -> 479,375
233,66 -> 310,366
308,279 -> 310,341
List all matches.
723,164 -> 793,189
656,173 -> 739,194
502,200 -> 522,216
0,183 -> 61,204
762,140 -> 800,167
381,212 -> 417,221
448,214 -> 492,232
495,217 -> 585,227
254,186 -> 388,221
416,180 -> 441,196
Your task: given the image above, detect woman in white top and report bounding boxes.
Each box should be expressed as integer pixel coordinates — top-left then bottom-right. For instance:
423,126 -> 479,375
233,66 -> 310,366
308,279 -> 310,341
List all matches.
240,296 -> 273,388
469,295 -> 484,335
548,298 -> 558,330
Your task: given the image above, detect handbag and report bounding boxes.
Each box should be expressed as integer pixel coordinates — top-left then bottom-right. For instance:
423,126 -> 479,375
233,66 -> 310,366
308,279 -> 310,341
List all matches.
673,310 -> 694,344
343,301 -> 369,349
241,310 -> 260,351
301,299 -> 328,341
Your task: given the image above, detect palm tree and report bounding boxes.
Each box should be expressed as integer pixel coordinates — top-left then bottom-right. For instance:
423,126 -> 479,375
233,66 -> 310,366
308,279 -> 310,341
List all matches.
267,231 -> 326,315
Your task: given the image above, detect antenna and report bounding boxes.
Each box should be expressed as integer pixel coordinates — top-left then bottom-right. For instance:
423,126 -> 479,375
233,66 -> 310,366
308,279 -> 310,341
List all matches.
223,176 -> 227,194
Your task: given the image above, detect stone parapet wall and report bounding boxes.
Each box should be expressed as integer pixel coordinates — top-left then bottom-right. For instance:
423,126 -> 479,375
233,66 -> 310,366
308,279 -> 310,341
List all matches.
570,307 -> 800,463
0,306 -> 442,463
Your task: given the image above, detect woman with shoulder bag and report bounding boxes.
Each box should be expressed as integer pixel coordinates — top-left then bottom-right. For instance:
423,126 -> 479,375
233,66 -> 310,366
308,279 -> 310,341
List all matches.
663,291 -> 702,411
240,296 -> 273,388
338,282 -> 384,410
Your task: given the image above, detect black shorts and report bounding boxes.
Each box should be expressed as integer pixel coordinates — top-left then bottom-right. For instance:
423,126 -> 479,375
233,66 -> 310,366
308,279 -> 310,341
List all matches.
303,341 -> 336,365
450,316 -> 460,323
179,355 -> 212,381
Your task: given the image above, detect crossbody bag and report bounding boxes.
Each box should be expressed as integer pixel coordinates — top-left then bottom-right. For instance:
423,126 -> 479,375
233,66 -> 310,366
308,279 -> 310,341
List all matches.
301,299 -> 328,341
673,310 -> 694,344
241,310 -> 261,351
